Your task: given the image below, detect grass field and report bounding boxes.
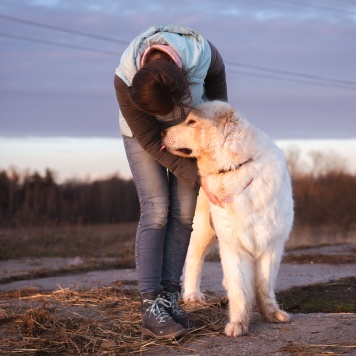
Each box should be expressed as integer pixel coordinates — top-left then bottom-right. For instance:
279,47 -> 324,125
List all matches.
0,223 -> 138,260
1,222 -> 355,260
0,222 -> 355,284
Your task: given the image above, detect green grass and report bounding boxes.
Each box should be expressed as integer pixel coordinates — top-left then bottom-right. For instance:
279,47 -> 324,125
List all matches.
277,276 -> 356,313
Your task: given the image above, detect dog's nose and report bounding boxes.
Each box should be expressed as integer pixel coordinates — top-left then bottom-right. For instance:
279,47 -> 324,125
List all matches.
161,130 -> 166,138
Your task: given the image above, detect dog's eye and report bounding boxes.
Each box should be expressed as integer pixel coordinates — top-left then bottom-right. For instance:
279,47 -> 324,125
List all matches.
186,119 -> 196,126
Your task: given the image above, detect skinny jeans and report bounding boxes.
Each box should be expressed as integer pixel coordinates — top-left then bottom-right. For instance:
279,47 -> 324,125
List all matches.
123,135 -> 199,294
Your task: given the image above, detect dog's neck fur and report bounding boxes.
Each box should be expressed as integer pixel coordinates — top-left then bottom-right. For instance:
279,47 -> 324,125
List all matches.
217,158 -> 252,174
197,151 -> 253,176
197,121 -> 257,176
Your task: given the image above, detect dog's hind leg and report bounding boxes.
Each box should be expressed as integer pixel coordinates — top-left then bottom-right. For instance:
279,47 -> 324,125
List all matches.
255,241 -> 290,323
183,190 -> 216,302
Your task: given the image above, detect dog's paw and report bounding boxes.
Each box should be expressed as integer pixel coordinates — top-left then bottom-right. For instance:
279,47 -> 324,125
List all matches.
183,291 -> 205,303
224,322 -> 248,337
264,309 -> 290,323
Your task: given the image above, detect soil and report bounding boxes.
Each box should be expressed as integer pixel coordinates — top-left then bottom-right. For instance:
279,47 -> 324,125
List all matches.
0,243 -> 355,355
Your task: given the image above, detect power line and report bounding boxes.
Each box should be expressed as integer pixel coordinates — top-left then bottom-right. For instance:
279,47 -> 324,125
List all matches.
1,14 -> 355,91
228,68 -> 356,91
0,32 -> 119,56
225,61 -> 356,88
1,30 -> 355,91
0,14 -> 130,45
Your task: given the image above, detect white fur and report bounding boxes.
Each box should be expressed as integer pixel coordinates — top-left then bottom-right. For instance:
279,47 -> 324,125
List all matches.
162,101 -> 294,337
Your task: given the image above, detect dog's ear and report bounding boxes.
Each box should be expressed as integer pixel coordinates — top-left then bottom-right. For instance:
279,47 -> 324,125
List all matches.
214,104 -> 239,144
215,105 -> 238,127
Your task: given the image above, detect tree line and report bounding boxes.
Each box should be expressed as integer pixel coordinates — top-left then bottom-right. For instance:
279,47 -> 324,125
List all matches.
0,169 -> 140,227
1,152 -> 355,230
285,147 -> 356,232
292,170 -> 356,231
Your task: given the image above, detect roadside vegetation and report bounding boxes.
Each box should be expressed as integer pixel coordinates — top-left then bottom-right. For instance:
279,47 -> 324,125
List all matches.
0,147 -> 355,355
0,147 -> 355,259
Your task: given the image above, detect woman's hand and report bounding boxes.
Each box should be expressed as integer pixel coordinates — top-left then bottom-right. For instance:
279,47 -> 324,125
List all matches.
199,175 -> 225,208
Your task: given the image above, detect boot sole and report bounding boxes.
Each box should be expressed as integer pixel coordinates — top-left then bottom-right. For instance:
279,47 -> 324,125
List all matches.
141,326 -> 185,339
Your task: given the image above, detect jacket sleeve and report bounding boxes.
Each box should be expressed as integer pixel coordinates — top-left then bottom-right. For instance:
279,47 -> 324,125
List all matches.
205,40 -> 228,102
114,75 -> 199,188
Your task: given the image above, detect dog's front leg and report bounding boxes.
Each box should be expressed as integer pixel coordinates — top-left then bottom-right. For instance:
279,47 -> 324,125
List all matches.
219,242 -> 254,337
183,228 -> 215,302
255,242 -> 290,323
183,189 -> 216,302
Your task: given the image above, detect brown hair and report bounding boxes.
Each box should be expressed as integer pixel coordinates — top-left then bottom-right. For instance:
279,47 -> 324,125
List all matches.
128,60 -> 191,116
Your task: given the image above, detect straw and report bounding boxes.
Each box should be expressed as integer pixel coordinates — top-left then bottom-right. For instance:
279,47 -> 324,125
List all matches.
0,286 -> 227,355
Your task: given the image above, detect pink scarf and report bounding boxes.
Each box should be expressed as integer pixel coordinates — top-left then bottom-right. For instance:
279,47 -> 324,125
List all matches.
140,44 -> 183,68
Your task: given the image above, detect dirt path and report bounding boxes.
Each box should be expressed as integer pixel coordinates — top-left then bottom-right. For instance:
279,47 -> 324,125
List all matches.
157,313 -> 356,356
1,259 -> 355,297
0,244 -> 355,355
1,244 -> 355,293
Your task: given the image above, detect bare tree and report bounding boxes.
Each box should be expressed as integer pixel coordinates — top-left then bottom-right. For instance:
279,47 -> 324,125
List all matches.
283,145 -> 303,177
308,150 -> 347,177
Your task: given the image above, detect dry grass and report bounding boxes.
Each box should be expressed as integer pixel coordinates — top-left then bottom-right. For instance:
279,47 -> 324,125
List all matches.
0,223 -> 137,260
1,281 -> 355,355
0,285 -> 227,355
1,223 -> 355,261
286,225 -> 356,250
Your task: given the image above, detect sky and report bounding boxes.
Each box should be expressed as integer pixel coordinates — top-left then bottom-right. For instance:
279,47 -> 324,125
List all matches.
0,0 -> 355,181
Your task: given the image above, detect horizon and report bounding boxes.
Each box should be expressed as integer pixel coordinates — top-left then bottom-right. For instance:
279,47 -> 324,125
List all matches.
1,0 -> 355,178
1,136 -> 355,183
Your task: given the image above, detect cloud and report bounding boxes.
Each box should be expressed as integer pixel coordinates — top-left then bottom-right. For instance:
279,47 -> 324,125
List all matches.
0,0 -> 355,138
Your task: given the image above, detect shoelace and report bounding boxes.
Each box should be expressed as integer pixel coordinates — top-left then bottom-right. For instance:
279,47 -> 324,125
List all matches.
143,297 -> 172,324
164,291 -> 186,316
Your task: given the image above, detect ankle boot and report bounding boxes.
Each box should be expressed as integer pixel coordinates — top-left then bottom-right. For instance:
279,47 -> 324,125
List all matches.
162,282 -> 200,329
140,291 -> 186,339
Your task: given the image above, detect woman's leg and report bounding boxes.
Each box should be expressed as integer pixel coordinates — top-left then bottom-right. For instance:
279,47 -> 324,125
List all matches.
161,171 -> 199,286
123,136 -> 170,294
123,136 -> 187,339
160,172 -> 199,329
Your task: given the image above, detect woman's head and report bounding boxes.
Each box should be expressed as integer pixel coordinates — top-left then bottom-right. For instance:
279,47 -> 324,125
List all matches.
128,60 -> 191,117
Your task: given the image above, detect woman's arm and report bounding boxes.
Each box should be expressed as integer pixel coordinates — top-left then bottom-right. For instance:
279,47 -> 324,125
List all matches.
114,75 -> 199,188
205,41 -> 228,102
200,41 -> 228,205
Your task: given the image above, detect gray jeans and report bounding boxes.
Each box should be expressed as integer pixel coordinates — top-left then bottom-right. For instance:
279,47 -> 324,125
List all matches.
123,136 -> 199,294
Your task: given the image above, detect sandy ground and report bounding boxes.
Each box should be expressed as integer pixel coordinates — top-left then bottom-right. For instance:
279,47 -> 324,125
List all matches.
0,244 -> 355,355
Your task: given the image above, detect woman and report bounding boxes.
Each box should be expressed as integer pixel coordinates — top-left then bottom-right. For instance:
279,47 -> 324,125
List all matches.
114,24 -> 228,339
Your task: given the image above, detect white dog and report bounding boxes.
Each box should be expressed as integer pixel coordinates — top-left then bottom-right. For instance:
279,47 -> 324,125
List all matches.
161,101 -> 294,337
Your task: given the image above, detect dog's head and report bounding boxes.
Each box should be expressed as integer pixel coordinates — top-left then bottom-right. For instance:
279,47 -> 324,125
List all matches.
161,101 -> 239,159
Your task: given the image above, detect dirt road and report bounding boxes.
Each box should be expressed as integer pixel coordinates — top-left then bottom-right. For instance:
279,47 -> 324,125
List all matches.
0,244 -> 355,355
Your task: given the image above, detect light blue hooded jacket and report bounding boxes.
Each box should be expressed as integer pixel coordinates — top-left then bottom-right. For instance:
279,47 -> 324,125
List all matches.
115,24 -> 212,137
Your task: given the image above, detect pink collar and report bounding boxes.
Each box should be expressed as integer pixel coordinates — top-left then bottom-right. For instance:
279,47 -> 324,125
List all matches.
140,44 -> 183,68
244,178 -> 253,190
